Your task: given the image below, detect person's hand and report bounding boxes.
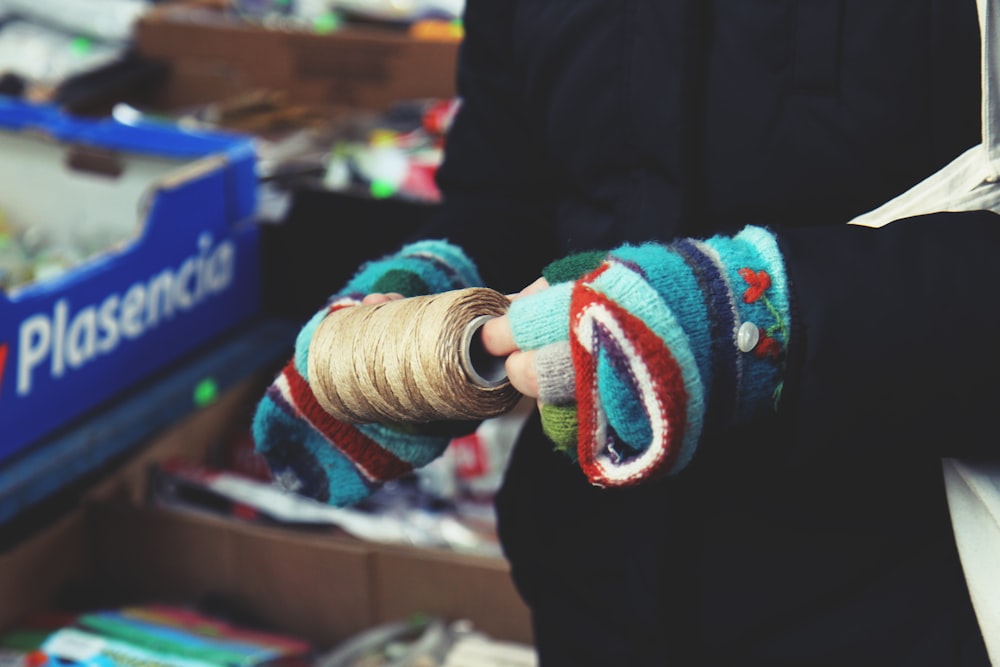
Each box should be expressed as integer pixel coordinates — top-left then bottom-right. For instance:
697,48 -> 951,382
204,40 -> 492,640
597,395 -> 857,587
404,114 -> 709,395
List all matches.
480,277 -> 550,399
252,239 -> 486,507
479,228 -> 791,487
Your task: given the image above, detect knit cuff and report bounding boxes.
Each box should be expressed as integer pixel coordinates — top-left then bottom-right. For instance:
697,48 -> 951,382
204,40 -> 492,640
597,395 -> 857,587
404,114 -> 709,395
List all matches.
696,225 -> 790,422
609,228 -> 788,427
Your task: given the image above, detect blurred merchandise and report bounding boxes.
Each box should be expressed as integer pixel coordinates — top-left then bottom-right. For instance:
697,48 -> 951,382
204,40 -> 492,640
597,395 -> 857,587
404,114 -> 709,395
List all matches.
0,200 -> 135,294
322,97 -> 459,202
0,20 -> 124,90
220,429 -> 276,482
0,0 -> 157,105
0,610 -> 533,667
415,397 -> 532,532
177,96 -> 461,204
0,0 -> 148,44
330,0 -> 464,24
225,0 -> 465,27
230,0 -> 344,32
0,612 -> 71,667
148,458 -> 504,557
1,605 -> 314,667
233,0 -> 299,18
314,615 -> 451,667
109,90 -> 345,142
0,651 -> 27,666
315,617 -> 536,667
440,632 -> 537,667
407,19 -> 462,42
146,399 -> 531,559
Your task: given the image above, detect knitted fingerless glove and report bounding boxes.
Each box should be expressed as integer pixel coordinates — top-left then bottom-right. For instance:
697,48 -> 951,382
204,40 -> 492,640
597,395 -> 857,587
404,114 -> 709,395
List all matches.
252,240 -> 483,506
508,226 -> 790,486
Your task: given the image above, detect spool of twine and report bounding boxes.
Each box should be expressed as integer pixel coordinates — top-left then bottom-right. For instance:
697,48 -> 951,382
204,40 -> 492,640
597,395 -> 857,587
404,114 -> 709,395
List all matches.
307,287 -> 522,424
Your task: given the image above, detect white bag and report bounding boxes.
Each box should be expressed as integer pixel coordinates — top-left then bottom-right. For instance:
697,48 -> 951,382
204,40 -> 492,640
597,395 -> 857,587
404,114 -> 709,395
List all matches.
848,0 -> 1000,661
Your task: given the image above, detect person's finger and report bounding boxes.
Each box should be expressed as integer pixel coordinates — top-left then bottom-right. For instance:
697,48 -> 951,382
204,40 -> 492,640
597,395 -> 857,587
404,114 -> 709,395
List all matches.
362,292 -> 405,305
508,276 -> 549,301
505,349 -> 540,398
480,313 -> 518,357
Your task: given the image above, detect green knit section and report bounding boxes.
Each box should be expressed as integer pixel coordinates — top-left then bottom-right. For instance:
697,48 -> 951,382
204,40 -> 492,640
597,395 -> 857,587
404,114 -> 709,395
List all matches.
540,403 -> 578,461
371,269 -> 430,297
543,251 -> 607,284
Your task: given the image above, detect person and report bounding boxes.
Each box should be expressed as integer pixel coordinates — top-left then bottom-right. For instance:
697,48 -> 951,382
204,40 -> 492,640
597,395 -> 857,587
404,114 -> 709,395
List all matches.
253,0 -> 1000,664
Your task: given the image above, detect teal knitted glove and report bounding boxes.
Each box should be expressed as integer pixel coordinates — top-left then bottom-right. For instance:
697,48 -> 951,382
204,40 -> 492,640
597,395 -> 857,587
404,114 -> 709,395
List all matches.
508,226 -> 790,486
252,240 -> 483,506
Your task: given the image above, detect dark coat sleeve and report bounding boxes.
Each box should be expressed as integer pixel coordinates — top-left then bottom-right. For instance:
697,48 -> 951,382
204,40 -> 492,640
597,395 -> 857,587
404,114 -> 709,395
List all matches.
427,0 -> 998,472
776,210 -> 1000,465
417,0 -> 558,294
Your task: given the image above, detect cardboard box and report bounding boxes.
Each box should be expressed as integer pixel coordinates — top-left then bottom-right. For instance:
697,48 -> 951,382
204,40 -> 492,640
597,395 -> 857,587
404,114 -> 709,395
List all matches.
371,543 -> 532,646
0,377 -> 534,649
134,5 -> 460,112
0,508 -> 92,634
0,99 -> 262,462
92,505 -> 376,647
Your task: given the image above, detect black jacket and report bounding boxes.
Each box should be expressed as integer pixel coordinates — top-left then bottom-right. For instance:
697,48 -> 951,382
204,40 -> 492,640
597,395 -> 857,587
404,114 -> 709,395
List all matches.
425,0 -> 997,664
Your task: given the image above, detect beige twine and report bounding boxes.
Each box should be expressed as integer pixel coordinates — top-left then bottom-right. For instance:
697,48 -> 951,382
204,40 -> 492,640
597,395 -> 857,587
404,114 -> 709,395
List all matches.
307,287 -> 522,424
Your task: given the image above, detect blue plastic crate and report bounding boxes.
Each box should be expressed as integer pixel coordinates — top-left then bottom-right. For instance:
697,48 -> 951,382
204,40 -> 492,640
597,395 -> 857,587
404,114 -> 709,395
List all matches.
0,99 -> 262,463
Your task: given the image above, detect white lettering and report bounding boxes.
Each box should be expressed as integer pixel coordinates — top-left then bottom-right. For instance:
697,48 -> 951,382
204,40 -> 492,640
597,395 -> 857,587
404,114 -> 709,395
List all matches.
208,242 -> 235,292
17,315 -> 51,395
14,237 -> 239,397
173,258 -> 197,310
66,306 -> 97,369
196,233 -> 212,302
145,270 -> 173,327
52,300 -> 68,378
120,284 -> 146,339
97,295 -> 120,354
